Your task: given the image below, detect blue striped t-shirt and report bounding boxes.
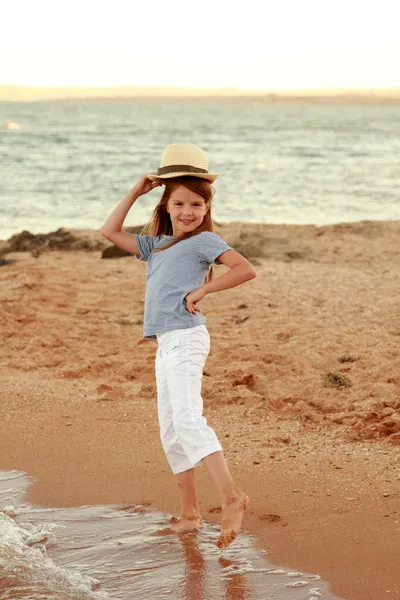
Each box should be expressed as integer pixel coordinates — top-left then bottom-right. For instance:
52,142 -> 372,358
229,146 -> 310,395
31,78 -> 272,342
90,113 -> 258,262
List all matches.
134,231 -> 232,339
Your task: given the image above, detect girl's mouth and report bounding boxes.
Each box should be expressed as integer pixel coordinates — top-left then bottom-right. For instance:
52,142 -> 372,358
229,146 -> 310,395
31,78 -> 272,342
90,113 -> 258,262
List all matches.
180,219 -> 194,225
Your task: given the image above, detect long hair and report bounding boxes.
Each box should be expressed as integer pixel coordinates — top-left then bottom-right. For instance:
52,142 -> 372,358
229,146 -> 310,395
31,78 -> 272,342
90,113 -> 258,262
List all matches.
140,176 -> 216,283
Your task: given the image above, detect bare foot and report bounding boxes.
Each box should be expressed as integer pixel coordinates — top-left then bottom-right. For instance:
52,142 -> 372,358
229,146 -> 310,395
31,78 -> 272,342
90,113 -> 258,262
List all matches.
217,493 -> 249,549
169,515 -> 203,533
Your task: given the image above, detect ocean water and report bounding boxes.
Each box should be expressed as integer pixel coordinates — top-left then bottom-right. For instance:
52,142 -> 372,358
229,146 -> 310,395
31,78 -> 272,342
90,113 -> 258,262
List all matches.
0,471 -> 344,600
0,100 -> 400,240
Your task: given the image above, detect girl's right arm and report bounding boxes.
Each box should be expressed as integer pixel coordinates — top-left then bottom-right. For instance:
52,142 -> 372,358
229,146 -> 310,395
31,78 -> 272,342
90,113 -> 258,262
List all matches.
99,176 -> 161,255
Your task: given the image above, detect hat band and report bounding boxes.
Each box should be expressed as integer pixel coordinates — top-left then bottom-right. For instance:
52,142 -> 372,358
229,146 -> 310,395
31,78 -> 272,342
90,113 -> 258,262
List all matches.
157,164 -> 208,176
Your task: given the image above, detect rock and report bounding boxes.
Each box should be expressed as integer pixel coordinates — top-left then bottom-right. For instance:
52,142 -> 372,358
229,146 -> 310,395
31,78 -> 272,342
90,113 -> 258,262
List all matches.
214,224 -> 311,261
101,225 -> 146,259
102,245 -> 131,259
3,228 -> 105,253
125,226 -> 147,235
323,371 -> 352,388
338,354 -> 359,363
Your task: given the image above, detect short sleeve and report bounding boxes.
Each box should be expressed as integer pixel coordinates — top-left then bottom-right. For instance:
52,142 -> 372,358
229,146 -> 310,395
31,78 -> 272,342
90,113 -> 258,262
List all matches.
134,235 -> 158,262
198,231 -> 233,265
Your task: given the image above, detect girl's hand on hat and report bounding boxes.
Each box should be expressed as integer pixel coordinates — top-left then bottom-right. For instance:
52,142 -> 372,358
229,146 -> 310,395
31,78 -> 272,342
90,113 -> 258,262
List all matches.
131,175 -> 162,198
185,287 -> 206,314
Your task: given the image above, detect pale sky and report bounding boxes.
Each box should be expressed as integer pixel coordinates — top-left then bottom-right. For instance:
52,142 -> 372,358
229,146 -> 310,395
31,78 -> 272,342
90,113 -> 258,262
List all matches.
1,0 -> 399,89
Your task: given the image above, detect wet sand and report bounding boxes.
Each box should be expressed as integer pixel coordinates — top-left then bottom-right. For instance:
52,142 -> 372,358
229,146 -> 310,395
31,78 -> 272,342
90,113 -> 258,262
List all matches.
0,221 -> 399,600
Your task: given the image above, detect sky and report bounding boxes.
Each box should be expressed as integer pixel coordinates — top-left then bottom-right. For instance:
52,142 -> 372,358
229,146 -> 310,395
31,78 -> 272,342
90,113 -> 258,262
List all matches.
1,0 -> 399,90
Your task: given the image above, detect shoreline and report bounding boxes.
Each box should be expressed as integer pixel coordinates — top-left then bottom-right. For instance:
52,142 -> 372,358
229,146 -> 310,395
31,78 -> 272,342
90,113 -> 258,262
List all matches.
1,220 -> 399,599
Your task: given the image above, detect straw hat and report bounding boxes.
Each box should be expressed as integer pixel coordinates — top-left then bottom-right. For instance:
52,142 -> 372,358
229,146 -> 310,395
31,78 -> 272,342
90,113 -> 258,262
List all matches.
147,143 -> 218,183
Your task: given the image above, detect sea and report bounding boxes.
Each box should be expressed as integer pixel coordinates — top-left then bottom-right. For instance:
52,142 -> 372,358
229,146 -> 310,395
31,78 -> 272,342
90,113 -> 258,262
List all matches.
1,99 -> 400,240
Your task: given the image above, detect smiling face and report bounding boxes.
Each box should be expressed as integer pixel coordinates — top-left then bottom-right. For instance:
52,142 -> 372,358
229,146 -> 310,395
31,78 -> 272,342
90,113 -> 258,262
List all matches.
166,185 -> 209,236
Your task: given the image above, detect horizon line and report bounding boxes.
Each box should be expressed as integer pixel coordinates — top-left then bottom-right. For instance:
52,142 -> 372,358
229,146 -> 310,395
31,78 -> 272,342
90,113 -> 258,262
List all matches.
1,84 -> 400,103
2,84 -> 400,92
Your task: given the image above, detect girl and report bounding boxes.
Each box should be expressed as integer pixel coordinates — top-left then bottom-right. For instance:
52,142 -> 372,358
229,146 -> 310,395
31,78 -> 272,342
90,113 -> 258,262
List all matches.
100,143 -> 257,549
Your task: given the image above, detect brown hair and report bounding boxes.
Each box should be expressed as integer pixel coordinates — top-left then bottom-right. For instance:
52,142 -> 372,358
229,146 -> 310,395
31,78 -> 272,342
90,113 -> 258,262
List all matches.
140,176 -> 216,283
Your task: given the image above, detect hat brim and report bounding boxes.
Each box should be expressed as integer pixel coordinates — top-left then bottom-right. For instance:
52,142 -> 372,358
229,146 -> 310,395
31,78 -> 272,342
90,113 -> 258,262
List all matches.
147,171 -> 218,184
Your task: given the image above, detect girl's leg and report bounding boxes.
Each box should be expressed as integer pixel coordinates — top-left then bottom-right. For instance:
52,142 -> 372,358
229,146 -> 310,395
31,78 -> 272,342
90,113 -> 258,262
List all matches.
202,451 -> 249,548
155,342 -> 200,530
169,467 -> 203,532
161,326 -> 248,545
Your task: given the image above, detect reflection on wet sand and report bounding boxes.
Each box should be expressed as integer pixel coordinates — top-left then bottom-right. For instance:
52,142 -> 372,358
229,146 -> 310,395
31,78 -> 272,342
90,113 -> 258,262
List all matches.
179,531 -> 250,600
181,532 -> 207,600
219,557 -> 250,600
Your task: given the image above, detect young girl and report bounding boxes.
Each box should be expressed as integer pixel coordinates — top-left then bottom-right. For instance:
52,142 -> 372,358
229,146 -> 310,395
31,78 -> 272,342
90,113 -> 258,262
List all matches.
100,143 -> 257,549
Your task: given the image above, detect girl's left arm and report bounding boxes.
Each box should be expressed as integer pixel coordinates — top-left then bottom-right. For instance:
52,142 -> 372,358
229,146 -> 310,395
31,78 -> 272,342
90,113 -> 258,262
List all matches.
185,250 -> 256,314
203,250 -> 256,295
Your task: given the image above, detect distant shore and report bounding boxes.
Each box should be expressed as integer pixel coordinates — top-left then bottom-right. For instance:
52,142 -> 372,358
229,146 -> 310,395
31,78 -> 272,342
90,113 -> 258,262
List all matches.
2,85 -> 400,103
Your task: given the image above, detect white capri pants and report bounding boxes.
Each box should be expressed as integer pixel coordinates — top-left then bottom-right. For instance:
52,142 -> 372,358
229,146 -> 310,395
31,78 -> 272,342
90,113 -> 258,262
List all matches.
155,324 -> 223,474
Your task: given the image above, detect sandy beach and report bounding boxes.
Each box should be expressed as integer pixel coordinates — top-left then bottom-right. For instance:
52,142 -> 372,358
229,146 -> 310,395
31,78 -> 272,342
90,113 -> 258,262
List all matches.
0,220 -> 399,600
